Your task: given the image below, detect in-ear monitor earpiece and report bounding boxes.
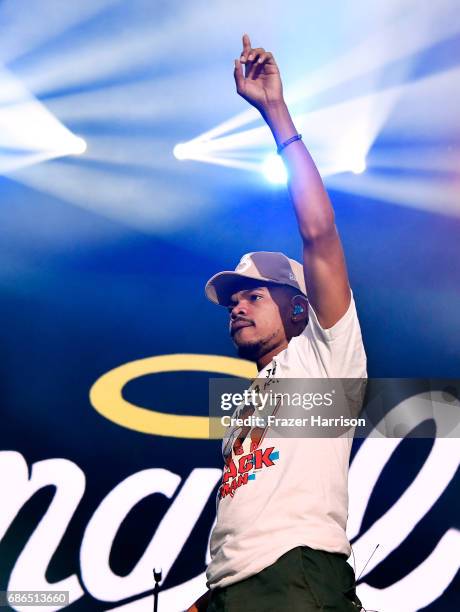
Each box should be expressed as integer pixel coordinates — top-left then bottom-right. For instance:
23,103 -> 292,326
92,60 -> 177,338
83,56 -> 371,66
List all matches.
293,304 -> 304,315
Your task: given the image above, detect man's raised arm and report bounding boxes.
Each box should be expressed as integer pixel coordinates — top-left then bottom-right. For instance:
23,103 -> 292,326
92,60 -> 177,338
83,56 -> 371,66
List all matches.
234,34 -> 351,329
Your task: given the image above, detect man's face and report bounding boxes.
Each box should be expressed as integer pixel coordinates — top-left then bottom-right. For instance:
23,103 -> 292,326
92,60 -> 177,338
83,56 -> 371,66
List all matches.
227,281 -> 293,362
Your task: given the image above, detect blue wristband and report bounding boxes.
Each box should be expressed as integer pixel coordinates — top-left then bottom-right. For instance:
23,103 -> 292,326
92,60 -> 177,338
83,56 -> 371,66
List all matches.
277,133 -> 302,154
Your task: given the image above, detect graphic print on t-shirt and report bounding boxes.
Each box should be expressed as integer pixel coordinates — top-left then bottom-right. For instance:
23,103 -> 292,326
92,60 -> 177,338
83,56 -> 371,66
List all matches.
218,364 -> 281,500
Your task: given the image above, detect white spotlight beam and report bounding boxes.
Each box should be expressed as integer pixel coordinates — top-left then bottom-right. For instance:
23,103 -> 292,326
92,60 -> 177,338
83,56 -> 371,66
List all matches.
370,147 -> 460,174
286,0 -> 459,107
0,0 -> 122,66
176,153 -> 261,173
174,61 -> 460,211
44,69 -> 236,125
12,1 -> 264,96
191,108 -> 260,144
10,160 -> 213,232
375,65 -> 460,140
177,125 -> 272,157
176,86 -> 399,177
194,0 -> 459,144
326,171 -> 460,218
0,67 -> 86,174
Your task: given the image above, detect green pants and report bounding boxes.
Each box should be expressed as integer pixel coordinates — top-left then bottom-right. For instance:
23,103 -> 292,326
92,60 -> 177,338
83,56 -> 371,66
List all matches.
207,546 -> 363,611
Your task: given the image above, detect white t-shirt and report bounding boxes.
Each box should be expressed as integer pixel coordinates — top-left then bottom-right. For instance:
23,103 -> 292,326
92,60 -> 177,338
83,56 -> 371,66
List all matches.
206,289 -> 367,590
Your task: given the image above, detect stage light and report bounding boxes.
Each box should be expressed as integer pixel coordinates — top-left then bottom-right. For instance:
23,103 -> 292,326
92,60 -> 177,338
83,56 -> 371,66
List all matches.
72,137 -> 87,155
6,0 -> 458,229
173,143 -> 188,160
262,154 -> 288,185
351,158 -> 366,174
0,67 -> 90,173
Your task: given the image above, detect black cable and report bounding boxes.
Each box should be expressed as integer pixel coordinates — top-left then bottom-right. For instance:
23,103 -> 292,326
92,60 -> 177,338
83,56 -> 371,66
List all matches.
349,542 -> 382,612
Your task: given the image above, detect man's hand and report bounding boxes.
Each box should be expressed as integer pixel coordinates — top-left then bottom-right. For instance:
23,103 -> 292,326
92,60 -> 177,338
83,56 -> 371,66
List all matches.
234,33 -> 284,112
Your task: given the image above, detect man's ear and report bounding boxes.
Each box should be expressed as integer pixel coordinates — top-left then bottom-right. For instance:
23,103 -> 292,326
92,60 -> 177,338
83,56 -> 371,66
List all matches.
290,295 -> 308,323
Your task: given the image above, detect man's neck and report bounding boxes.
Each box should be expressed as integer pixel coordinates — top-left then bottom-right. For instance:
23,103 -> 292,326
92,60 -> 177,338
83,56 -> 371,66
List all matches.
257,340 -> 288,371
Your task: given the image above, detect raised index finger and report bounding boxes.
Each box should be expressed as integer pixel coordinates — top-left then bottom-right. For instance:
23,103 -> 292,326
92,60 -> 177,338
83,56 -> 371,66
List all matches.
242,33 -> 251,53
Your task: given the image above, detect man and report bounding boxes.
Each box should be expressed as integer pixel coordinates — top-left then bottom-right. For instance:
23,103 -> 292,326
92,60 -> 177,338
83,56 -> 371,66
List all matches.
188,34 -> 366,611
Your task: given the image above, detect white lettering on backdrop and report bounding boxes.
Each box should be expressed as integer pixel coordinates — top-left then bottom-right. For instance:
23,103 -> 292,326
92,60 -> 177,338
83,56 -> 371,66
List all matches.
1,389 -> 459,611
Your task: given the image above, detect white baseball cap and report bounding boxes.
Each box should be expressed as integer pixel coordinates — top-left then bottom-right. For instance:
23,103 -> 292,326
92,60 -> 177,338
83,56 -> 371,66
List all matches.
205,251 -> 307,306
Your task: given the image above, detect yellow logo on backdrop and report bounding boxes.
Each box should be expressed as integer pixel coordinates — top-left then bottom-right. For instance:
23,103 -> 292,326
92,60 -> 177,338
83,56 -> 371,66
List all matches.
89,354 -> 256,439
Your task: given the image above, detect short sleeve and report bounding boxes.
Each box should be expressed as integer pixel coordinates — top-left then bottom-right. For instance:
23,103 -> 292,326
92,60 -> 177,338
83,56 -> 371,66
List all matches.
306,289 -> 357,343
301,288 -> 367,378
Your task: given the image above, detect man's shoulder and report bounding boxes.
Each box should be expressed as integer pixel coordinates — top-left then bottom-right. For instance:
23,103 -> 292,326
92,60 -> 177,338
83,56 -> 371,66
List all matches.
282,290 -> 366,378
